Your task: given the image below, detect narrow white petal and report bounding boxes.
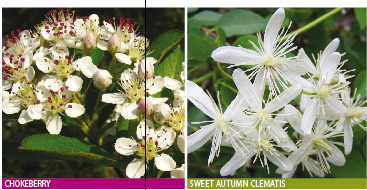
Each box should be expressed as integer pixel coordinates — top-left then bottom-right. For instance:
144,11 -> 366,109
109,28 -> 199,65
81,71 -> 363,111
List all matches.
126,158 -> 145,178
320,38 -> 340,66
187,80 -> 219,119
155,153 -> 176,171
343,121 -> 353,155
220,152 -> 253,176
321,52 -> 341,84
265,85 -> 301,113
211,46 -> 259,65
264,8 -> 285,54
65,103 -> 85,118
26,66 -> 35,81
187,123 -> 216,153
326,143 -> 346,166
115,137 -> 139,156
301,99 -> 318,134
264,150 -> 293,171
177,134 -> 185,153
297,48 -> 316,74
283,105 -> 304,135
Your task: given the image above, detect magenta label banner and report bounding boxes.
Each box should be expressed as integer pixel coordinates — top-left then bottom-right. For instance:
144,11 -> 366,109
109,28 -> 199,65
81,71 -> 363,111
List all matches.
2,178 -> 185,189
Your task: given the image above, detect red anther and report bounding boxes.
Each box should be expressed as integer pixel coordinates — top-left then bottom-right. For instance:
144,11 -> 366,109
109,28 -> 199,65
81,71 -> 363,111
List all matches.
62,94 -> 66,99
65,55 -> 69,59
141,144 -> 145,148
119,17 -> 123,20
68,105 -> 72,108
116,24 -> 120,28
134,22 -> 137,25
18,54 -> 22,57
60,23 -> 64,26
20,58 -> 25,62
68,59 -> 71,64
155,141 -> 158,146
51,105 -> 55,109
45,26 -> 49,29
49,89 -> 54,93
14,68 -> 18,71
108,19 -> 112,24
65,86 -> 69,89
142,136 -> 145,140
48,97 -> 52,103
14,61 -> 19,64
53,10 -> 57,13
148,150 -> 152,152
177,72 -> 180,75
4,76 -> 8,80
36,100 -> 40,104
46,30 -> 50,33
149,137 -> 152,140
55,92 -> 58,95
60,87 -> 64,92
18,66 -> 22,68
54,60 -> 58,65
60,103 -> 64,106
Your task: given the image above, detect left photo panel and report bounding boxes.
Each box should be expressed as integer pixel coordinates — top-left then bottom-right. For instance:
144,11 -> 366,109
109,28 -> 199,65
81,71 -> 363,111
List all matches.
2,8 -> 185,189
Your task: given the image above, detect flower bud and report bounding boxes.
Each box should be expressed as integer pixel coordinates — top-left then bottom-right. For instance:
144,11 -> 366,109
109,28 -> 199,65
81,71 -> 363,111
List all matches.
139,98 -> 153,115
83,33 -> 97,50
108,34 -> 121,52
93,69 -> 112,90
153,103 -> 173,124
2,91 -> 9,102
138,57 -> 156,79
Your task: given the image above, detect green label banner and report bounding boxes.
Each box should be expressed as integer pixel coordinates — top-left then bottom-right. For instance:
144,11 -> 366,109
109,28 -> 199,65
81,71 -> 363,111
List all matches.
187,178 -> 367,189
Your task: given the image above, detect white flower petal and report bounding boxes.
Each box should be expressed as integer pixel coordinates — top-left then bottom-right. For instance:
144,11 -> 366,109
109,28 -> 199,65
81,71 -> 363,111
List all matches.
283,105 -> 304,135
75,56 -> 98,78
321,52 -> 341,84
326,143 -> 346,166
116,53 -> 132,65
343,121 -> 353,155
297,48 -> 316,74
65,75 -> 83,92
211,46 -> 259,65
156,126 -> 176,150
102,93 -> 126,104
171,165 -> 185,178
136,119 -> 155,140
2,80 -> 12,90
2,97 -> 21,114
26,66 -> 35,81
44,114 -> 62,134
220,152 -> 253,176
18,110 -> 33,124
177,134 -> 185,153
163,77 -> 183,90
155,153 -> 176,171
36,57 -> 54,73
146,97 -> 168,105
28,104 -> 44,120
115,137 -> 139,156
301,98 -> 318,134
126,158 -> 145,178
188,80 -> 221,119
65,103 -> 85,118
187,123 -> 216,153
320,38 -> 340,66
264,150 -> 293,171
264,8 -> 285,54
146,77 -> 164,95
265,85 -> 301,113
120,102 -> 139,120
97,39 -> 108,51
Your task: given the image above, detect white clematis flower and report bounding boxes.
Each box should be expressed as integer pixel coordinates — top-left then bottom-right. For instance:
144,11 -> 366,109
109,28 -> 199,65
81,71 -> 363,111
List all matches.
114,120 -> 176,178
187,80 -> 249,165
212,8 -> 303,97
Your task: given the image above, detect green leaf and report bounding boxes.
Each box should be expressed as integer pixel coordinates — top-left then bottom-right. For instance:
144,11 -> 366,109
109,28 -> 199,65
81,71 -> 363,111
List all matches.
148,30 -> 184,63
354,71 -> 366,99
219,80 -> 237,109
284,8 -> 313,23
215,27 -> 226,47
216,9 -> 266,37
188,33 -> 217,62
188,27 -> 216,42
188,8 -> 199,14
155,45 -> 184,79
330,150 -> 366,178
90,48 -> 104,66
232,35 -> 259,50
19,134 -> 123,168
191,10 -> 222,26
116,117 -> 129,138
354,8 -> 367,30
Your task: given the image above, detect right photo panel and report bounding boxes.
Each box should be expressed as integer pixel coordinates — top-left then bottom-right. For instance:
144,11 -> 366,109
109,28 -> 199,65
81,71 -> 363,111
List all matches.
187,7 -> 366,189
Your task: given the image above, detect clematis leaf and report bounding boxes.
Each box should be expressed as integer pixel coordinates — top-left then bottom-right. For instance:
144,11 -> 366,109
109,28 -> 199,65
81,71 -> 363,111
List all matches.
191,10 -> 222,27
19,134 -> 124,168
188,33 -> 217,62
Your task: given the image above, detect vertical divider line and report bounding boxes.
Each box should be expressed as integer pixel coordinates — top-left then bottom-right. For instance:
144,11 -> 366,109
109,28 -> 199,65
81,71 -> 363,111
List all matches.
144,1 -> 147,189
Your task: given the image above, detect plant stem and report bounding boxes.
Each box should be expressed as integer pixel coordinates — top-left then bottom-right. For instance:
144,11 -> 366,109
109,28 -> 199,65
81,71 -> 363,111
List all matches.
216,62 -> 232,79
156,170 -> 164,178
282,8 -> 344,41
221,82 -> 238,94
192,72 -> 213,83
302,91 -> 316,95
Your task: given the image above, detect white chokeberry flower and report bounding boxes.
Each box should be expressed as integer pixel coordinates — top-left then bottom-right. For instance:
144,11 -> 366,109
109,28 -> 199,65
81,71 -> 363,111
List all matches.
92,69 -> 113,90
114,120 -> 176,178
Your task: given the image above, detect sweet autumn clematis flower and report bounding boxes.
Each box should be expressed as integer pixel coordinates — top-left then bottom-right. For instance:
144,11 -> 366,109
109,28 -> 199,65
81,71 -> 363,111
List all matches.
187,80 -> 249,166
212,8 -> 305,98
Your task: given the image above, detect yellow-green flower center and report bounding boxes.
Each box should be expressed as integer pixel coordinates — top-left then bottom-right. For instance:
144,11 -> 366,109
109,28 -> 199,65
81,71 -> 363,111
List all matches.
317,84 -> 332,97
137,137 -> 158,161
259,139 -> 273,151
168,107 -> 185,132
264,56 -> 284,67
46,90 -> 69,115
216,117 -> 229,134
314,138 -> 333,153
346,107 -> 364,119
53,58 -> 74,80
